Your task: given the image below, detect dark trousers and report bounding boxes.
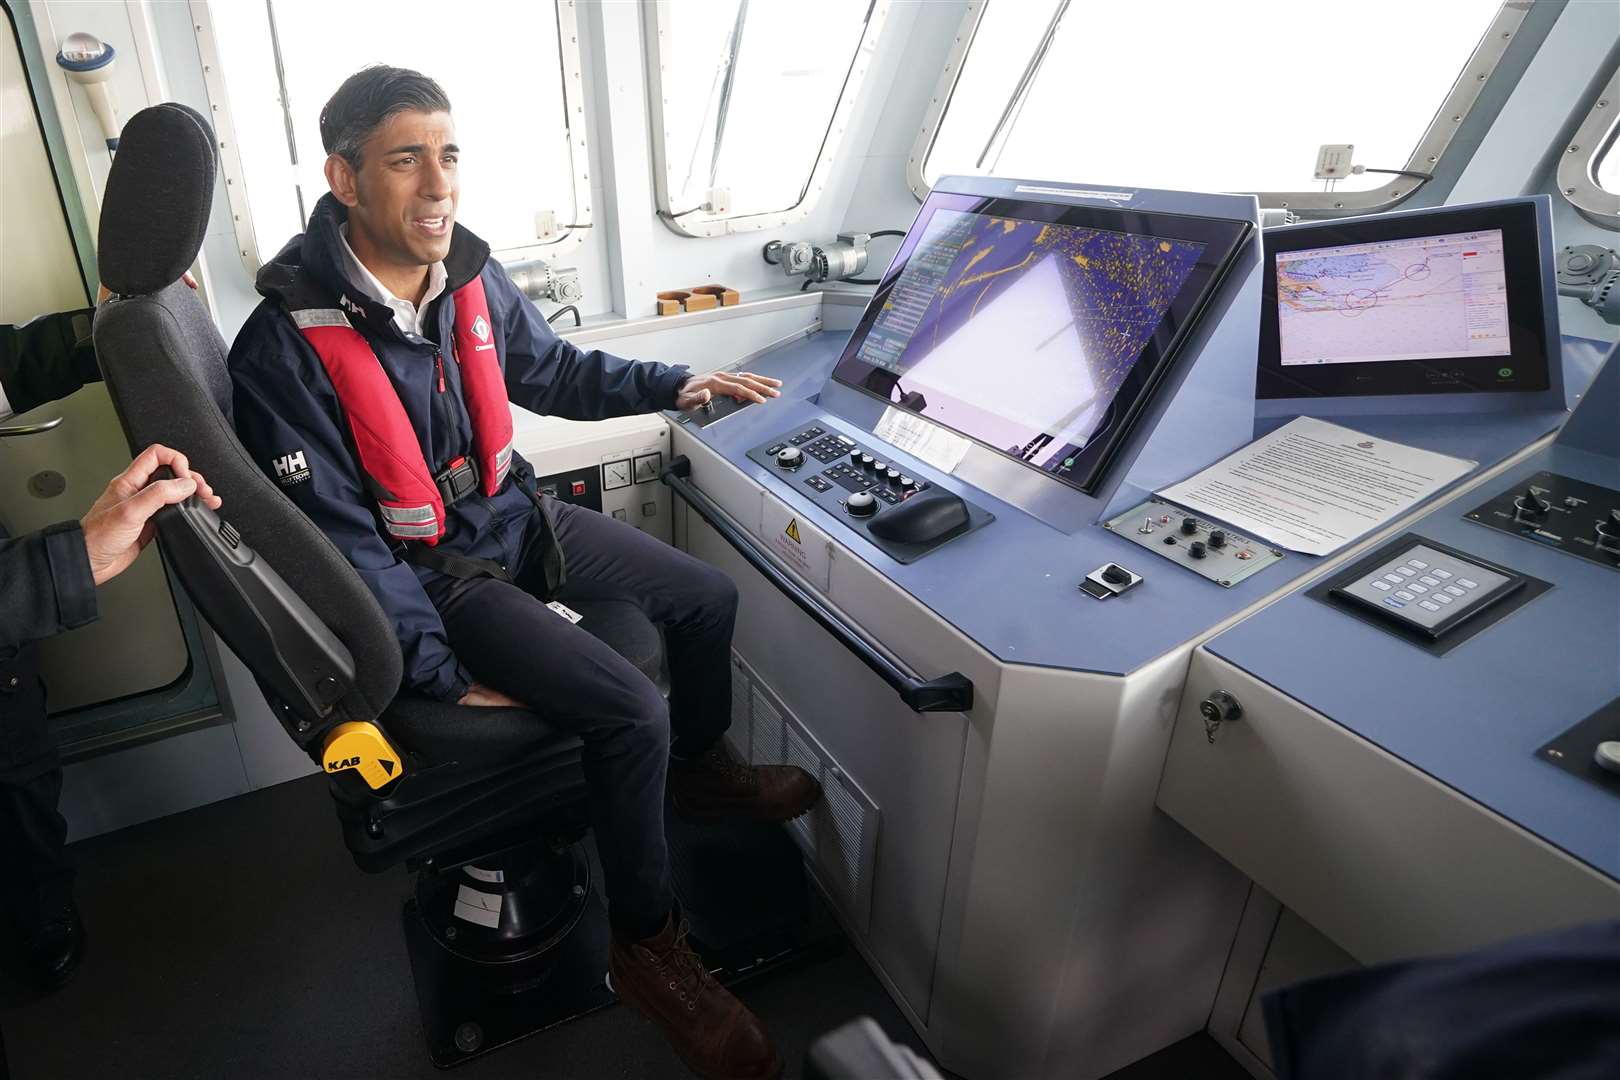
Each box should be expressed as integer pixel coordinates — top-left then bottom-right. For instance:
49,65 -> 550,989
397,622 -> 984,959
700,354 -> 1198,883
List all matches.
0,646 -> 73,929
423,500 -> 738,940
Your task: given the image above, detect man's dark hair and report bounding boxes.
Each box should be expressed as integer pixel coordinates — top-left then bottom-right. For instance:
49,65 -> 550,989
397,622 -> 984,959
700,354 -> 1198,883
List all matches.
319,65 -> 451,169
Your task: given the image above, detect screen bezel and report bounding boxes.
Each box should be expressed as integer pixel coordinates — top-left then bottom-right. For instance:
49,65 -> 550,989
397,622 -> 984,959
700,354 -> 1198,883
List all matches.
830,192 -> 1253,496
1257,201 -> 1550,400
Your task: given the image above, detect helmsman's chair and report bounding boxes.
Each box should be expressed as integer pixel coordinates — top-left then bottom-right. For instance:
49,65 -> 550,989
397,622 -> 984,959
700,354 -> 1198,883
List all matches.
90,102 -> 658,1064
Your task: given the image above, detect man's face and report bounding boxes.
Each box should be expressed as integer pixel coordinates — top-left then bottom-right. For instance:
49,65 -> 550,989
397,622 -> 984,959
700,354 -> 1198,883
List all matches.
329,109 -> 459,269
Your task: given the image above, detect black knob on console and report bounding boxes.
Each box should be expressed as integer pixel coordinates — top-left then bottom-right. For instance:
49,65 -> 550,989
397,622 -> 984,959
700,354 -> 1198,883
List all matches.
885,467 -> 902,483
1208,529 -> 1227,549
1597,510 -> 1620,551
1189,541 -> 1208,559
1180,517 -> 1199,536
1101,564 -> 1131,585
775,447 -> 804,470
858,454 -> 875,470
1515,488 -> 1550,518
846,491 -> 877,517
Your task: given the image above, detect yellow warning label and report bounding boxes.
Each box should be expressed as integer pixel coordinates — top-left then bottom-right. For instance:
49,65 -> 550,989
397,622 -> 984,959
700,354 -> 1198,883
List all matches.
784,518 -> 802,544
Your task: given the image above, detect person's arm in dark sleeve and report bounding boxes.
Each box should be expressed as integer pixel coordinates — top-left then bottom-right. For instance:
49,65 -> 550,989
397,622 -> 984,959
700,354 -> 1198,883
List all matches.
0,308 -> 102,420
0,523 -> 98,650
489,266 -> 690,420
229,328 -> 472,702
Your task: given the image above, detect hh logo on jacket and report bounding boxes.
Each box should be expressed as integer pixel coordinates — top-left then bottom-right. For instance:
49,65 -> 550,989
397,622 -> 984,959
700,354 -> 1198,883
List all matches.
272,450 -> 311,486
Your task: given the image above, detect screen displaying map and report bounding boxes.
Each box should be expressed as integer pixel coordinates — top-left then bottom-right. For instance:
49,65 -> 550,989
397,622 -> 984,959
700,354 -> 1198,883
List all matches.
1276,228 -> 1512,367
846,207 -> 1206,482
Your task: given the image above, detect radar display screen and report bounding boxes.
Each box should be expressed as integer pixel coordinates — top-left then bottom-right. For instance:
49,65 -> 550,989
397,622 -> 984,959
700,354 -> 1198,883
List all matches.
1258,200 -> 1551,399
832,192 -> 1251,495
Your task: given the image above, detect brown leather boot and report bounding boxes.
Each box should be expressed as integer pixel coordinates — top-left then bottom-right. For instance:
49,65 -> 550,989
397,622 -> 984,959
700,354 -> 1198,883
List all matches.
668,742 -> 821,822
609,915 -> 784,1080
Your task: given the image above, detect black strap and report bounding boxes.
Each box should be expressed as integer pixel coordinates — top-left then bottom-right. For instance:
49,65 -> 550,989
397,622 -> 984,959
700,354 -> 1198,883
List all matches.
398,544 -> 511,582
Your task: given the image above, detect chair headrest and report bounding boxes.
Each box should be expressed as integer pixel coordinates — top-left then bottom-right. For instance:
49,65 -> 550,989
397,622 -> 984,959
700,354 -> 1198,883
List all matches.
98,103 -> 218,297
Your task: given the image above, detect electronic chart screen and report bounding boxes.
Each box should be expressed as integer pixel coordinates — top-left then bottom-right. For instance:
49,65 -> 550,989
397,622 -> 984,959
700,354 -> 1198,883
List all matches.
831,191 -> 1252,495
1257,200 -> 1551,399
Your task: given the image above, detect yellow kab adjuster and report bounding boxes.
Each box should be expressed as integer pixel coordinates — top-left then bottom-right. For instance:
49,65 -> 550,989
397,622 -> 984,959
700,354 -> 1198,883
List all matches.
321,722 -> 404,790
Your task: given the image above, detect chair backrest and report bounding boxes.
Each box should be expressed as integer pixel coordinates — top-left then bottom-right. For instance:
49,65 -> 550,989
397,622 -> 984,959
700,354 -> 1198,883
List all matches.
93,103 -> 401,744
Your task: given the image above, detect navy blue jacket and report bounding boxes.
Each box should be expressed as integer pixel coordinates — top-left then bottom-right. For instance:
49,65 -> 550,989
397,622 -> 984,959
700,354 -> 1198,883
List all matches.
228,195 -> 688,702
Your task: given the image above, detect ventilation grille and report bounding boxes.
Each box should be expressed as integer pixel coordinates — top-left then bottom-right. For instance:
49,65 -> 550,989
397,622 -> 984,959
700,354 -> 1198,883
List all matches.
727,653 -> 880,934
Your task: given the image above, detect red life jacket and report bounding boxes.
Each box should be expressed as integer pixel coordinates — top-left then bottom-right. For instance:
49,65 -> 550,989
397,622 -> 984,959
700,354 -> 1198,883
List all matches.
288,274 -> 513,545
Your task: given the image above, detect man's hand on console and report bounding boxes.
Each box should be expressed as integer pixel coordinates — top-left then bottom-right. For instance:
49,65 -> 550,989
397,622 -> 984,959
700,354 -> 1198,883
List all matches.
80,443 -> 221,586
458,683 -> 526,709
675,371 -> 783,410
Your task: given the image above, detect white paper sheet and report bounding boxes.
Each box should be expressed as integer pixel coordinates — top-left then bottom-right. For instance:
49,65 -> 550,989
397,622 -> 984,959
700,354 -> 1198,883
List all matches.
872,406 -> 972,474
1156,417 -> 1476,556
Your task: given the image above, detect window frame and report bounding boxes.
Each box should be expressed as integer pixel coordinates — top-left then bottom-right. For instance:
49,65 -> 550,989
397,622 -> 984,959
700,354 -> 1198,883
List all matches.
1557,65 -> 1620,231
191,0 -> 595,275
907,1 -> 1529,215
642,0 -> 892,238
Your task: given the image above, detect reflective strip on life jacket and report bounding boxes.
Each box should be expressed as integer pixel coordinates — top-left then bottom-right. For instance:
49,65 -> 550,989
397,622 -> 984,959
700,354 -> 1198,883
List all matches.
289,276 -> 512,544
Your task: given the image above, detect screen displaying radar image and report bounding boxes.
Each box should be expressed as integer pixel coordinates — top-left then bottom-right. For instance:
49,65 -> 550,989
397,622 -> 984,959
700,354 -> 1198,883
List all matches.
832,195 -> 1250,494
1276,229 -> 1511,367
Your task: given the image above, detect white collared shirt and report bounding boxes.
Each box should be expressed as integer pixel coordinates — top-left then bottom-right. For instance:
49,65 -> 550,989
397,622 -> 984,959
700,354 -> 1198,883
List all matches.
336,222 -> 448,339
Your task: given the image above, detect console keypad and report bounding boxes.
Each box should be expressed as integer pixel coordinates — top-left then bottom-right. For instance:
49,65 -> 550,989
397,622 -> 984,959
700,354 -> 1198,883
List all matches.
1332,542 -> 1522,639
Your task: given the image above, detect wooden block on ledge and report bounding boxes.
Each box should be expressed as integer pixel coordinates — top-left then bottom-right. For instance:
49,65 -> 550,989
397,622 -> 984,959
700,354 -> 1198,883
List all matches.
690,284 -> 740,307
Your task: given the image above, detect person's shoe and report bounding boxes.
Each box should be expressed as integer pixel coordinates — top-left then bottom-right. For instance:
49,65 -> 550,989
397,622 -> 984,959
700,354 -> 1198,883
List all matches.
609,915 -> 783,1080
25,901 -> 85,992
668,742 -> 820,823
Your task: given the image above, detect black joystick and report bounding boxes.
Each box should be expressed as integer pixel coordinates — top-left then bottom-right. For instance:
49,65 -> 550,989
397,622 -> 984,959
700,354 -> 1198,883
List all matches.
1180,517 -> 1199,536
845,490 -> 878,517
775,447 -> 804,470
1514,487 -> 1550,519
1101,564 -> 1131,585
1189,540 -> 1208,560
1208,529 -> 1227,549
1597,509 -> 1620,552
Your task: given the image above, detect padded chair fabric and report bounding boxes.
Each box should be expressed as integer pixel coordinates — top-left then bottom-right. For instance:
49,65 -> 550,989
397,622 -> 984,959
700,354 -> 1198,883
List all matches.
98,103 -> 218,299
94,103 -> 403,722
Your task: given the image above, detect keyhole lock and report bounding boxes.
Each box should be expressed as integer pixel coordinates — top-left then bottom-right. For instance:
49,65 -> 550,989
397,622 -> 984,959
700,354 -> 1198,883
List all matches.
1199,689 -> 1243,743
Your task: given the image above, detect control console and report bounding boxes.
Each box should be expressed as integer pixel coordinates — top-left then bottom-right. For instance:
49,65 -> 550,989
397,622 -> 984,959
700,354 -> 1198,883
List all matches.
1102,498 -> 1285,587
1464,471 -> 1620,572
746,422 -> 992,563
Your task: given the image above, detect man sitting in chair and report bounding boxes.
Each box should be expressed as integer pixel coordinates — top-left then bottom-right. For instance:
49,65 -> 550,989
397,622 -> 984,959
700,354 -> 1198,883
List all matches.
228,65 -> 818,1080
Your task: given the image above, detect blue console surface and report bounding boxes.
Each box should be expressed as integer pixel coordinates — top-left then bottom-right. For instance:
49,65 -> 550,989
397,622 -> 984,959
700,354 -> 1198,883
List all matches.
672,330 -> 1588,678
1205,438 -> 1620,881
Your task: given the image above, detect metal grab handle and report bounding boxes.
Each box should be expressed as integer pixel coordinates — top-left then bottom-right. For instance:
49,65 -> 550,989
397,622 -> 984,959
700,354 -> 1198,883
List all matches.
661,455 -> 973,714
0,416 -> 64,438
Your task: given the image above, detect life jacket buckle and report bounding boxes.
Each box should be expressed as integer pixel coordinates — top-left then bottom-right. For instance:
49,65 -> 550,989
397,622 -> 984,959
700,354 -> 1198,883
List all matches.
435,456 -> 480,506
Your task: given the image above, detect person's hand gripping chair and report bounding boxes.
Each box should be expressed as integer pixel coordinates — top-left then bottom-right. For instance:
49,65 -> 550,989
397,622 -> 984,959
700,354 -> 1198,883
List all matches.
90,103 -> 659,1064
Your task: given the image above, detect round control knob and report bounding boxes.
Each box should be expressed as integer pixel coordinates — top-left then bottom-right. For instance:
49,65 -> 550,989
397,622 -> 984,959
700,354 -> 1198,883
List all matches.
1180,517 -> 1199,536
845,491 -> 877,517
872,461 -> 889,474
899,476 -> 916,490
1208,529 -> 1227,549
1189,540 -> 1208,560
1595,741 -> 1620,776
884,467 -> 902,484
851,448 -> 863,462
858,453 -> 875,470
1514,488 -> 1549,518
1597,511 -> 1620,552
775,446 -> 804,470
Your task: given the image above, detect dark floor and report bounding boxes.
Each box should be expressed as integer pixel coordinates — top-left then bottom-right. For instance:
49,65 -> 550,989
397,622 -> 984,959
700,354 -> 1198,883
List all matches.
0,775 -> 1248,1080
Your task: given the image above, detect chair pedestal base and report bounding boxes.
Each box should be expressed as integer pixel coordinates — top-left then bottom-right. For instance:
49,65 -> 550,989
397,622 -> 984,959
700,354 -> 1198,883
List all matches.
402,852 -> 615,1069
403,813 -> 847,1068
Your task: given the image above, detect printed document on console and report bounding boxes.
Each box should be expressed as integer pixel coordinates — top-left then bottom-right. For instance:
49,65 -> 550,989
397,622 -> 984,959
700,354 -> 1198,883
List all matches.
1156,416 -> 1475,556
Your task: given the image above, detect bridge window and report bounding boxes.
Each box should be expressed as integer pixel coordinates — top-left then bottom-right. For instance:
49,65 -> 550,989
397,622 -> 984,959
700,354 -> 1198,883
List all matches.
198,0 -> 590,270
646,0 -> 890,237
913,0 -> 1520,214
1559,66 -> 1620,230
